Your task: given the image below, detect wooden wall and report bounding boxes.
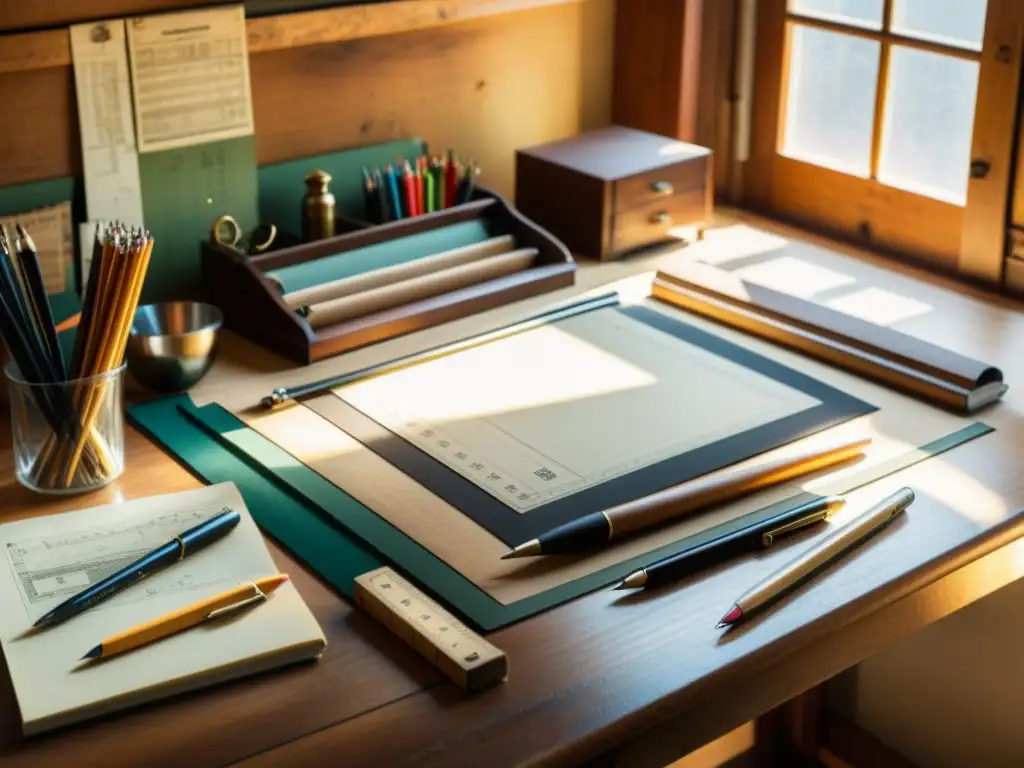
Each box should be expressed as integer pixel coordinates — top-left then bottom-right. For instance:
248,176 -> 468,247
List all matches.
0,0 -> 615,199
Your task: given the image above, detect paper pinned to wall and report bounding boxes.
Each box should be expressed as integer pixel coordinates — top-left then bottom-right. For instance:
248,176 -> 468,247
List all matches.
126,6 -> 255,153
0,202 -> 73,295
69,20 -> 145,229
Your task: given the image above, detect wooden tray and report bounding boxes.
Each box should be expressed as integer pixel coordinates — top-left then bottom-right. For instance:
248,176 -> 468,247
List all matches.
201,191 -> 575,364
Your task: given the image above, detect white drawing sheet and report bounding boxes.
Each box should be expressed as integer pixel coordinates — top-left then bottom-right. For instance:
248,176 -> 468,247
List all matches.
337,308 -> 822,512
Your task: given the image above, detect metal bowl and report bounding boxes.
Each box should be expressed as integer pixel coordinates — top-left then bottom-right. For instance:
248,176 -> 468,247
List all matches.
127,302 -> 223,393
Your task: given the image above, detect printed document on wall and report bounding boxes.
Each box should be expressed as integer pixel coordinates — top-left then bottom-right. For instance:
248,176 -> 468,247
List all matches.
126,5 -> 255,153
69,20 -> 145,228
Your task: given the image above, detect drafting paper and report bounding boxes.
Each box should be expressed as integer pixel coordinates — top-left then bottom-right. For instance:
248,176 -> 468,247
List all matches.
339,307 -> 822,511
0,484 -> 324,735
326,305 -> 873,543
0,202 -> 73,294
126,6 -> 254,152
69,20 -> 145,227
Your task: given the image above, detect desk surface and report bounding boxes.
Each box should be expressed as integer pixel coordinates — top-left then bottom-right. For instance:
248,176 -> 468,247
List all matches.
2,218 -> 1023,768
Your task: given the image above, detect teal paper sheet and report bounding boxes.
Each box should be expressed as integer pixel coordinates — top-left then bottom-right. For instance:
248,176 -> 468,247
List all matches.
265,218 -> 494,293
129,395 -> 993,631
138,136 -> 259,303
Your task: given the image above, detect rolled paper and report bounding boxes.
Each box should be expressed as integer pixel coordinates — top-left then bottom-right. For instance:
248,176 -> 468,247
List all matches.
283,234 -> 515,309
306,248 -> 538,329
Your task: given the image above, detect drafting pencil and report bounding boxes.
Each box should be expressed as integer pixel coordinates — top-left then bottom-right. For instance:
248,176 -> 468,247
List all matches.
14,225 -> 65,379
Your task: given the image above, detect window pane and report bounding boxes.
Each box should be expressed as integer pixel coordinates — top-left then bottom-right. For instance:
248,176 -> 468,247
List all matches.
892,0 -> 988,50
789,0 -> 884,30
782,26 -> 880,177
879,46 -> 979,204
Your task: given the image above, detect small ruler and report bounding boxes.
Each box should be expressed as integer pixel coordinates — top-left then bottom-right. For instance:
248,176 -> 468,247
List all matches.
354,567 -> 508,692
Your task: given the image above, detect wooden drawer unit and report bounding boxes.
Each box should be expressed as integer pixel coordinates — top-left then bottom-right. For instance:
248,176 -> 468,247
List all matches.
516,126 -> 712,261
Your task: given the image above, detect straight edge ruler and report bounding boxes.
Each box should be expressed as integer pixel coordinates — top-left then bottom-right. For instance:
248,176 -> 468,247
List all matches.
354,566 -> 508,692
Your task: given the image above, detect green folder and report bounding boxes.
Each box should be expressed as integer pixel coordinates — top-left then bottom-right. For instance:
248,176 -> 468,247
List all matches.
130,395 -> 992,631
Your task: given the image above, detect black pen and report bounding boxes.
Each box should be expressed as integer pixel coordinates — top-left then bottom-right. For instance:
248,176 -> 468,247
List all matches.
32,509 -> 241,629
613,495 -> 845,590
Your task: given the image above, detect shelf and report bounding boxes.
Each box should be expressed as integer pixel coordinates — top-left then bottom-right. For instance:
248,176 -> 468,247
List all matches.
0,0 -> 584,75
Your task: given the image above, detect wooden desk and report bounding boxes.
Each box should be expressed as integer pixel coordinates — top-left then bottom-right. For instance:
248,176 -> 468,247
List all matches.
2,219 -> 1022,768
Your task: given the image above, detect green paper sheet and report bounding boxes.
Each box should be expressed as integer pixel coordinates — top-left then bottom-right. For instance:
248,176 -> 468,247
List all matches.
129,395 -> 993,632
138,136 -> 259,303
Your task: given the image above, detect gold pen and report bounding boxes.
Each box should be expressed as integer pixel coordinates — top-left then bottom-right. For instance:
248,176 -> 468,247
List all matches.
717,488 -> 914,628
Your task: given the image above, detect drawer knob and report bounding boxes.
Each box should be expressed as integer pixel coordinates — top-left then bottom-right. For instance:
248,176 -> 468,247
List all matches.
650,211 -> 672,225
650,180 -> 675,196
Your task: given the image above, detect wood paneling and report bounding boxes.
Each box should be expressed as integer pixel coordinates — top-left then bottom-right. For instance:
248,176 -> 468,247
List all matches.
959,0 -> 1024,283
0,0 -> 586,75
612,0 -> 703,142
0,0 -> 227,33
0,65 -> 78,184
695,0 -> 737,196
1014,104 -> 1024,229
246,0 -> 586,54
0,1 -> 611,196
250,4 -> 589,198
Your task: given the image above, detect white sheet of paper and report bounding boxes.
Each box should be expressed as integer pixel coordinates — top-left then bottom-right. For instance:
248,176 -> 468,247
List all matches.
69,20 -> 145,227
0,483 -> 325,735
337,308 -> 821,512
126,6 -> 254,152
0,202 -> 73,295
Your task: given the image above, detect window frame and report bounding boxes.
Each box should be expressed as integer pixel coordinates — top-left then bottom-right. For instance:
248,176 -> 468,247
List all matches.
743,0 -> 1024,284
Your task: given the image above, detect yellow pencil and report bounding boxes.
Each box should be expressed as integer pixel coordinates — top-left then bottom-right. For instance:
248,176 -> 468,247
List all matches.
81,574 -> 290,660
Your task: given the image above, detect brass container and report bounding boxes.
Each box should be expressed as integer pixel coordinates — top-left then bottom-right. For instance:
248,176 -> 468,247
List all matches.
303,169 -> 336,241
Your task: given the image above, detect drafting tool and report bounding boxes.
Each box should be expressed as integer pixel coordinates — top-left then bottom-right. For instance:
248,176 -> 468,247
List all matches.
354,567 -> 507,692
717,487 -> 915,628
81,574 -> 289,660
261,291 -> 620,408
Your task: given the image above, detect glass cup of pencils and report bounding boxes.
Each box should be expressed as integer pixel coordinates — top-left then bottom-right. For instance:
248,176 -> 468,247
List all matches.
5,363 -> 127,493
1,222 -> 153,494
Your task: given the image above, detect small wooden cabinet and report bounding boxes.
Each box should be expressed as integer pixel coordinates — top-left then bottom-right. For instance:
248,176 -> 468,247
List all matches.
515,126 -> 712,261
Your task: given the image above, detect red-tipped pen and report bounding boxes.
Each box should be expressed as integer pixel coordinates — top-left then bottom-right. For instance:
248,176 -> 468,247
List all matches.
716,604 -> 743,629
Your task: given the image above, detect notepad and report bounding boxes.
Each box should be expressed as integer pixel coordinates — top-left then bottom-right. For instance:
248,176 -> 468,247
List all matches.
0,483 -> 326,735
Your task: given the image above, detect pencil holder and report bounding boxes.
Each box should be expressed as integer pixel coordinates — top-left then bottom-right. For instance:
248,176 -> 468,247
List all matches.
5,363 -> 126,495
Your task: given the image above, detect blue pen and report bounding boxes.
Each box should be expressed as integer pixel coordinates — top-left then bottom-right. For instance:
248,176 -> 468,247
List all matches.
32,509 -> 241,629
386,165 -> 404,219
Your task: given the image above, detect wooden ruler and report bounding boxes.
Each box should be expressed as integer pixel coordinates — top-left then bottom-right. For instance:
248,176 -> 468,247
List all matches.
354,567 -> 508,692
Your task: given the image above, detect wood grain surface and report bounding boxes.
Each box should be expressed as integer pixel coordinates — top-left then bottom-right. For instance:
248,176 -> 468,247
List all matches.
1,215 -> 1021,767
0,1 -> 613,195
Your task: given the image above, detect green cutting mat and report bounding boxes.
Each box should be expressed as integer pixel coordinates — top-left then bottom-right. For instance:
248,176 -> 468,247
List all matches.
129,395 -> 992,631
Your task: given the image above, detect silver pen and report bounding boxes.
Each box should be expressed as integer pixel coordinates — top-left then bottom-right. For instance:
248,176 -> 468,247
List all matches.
716,487 -> 915,628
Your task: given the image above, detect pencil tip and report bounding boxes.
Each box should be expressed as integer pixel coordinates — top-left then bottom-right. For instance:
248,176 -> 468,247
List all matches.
500,539 -> 542,560
717,605 -> 743,628
81,645 -> 102,660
